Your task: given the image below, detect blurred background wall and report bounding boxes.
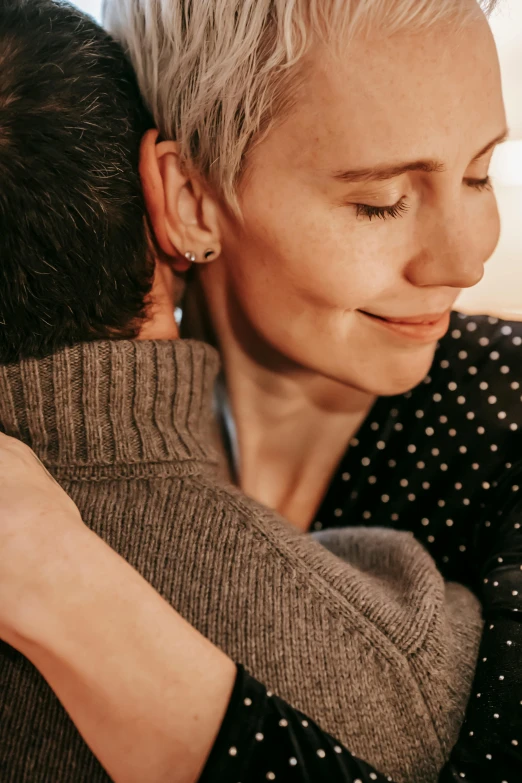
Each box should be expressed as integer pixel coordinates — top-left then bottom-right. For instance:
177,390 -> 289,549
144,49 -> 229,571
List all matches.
72,0 -> 522,318
73,0 -> 100,20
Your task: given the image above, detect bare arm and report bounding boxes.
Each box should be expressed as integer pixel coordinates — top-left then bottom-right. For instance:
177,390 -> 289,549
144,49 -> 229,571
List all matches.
0,434 -> 235,783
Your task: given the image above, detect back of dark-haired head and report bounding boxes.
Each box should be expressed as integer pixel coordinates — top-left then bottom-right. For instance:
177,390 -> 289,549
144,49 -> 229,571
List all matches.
0,0 -> 155,363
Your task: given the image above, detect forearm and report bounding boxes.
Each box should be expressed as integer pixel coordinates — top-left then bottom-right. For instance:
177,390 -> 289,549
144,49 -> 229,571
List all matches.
6,524 -> 395,783
6,526 -> 235,783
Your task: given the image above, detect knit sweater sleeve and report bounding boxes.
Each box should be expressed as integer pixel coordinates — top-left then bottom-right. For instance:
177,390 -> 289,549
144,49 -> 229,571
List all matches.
199,664 -> 393,783
181,479 -> 483,783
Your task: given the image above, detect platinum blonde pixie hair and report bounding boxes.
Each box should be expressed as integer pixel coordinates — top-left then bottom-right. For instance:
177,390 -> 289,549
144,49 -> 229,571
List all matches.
104,0 -> 499,212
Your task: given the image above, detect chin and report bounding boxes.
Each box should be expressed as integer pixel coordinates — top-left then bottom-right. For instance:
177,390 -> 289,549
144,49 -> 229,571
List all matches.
377,350 -> 437,397
333,345 -> 437,398
376,373 -> 429,398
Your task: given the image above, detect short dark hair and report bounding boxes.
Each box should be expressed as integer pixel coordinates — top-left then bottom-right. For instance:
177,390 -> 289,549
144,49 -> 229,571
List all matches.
0,0 -> 155,363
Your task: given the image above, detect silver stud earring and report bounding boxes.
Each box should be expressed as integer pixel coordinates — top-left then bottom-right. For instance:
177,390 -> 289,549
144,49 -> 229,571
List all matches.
184,251 -> 197,263
204,248 -> 216,260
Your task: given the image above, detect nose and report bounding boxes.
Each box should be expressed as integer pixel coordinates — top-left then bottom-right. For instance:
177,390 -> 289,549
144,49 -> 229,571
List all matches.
405,206 -> 499,290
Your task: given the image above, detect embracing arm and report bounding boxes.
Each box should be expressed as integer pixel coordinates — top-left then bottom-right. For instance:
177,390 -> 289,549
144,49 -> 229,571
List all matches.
0,434 -> 391,783
0,434 -> 235,783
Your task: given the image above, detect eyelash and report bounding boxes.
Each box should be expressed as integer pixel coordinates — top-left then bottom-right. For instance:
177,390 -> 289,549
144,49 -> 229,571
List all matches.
466,176 -> 492,192
355,198 -> 410,221
355,176 -> 493,221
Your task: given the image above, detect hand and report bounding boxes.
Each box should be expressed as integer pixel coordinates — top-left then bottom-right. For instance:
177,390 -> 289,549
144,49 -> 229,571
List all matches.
0,432 -> 88,642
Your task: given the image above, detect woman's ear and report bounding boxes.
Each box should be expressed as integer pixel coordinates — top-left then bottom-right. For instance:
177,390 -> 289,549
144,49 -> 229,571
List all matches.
139,129 -> 222,269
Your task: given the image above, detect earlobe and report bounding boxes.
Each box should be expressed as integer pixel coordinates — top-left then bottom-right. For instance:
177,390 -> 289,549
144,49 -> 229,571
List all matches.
183,248 -> 218,264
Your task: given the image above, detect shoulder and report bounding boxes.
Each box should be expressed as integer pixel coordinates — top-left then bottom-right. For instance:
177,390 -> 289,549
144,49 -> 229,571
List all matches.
190,474 -> 480,654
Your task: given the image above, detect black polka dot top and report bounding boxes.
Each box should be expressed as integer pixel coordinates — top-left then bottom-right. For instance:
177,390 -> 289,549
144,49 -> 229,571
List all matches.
316,312 -> 521,589
315,311 -> 522,782
200,665 -> 394,783
200,312 -> 522,783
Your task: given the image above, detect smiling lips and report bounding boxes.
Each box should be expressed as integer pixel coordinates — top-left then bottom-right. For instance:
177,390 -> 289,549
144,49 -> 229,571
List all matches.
359,309 -> 452,342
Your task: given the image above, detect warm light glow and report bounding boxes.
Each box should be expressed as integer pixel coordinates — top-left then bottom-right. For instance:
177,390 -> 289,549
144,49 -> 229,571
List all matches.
491,141 -> 522,187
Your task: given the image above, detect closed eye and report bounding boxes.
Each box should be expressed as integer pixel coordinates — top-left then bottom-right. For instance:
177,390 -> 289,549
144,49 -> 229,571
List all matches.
354,175 -> 492,221
355,197 -> 410,221
465,176 -> 492,191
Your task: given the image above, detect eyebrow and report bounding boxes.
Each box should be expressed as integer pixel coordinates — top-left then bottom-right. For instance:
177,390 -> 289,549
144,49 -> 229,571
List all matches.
332,129 -> 510,184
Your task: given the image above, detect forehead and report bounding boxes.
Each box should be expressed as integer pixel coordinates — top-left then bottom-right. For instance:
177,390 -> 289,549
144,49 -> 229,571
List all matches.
259,17 -> 505,172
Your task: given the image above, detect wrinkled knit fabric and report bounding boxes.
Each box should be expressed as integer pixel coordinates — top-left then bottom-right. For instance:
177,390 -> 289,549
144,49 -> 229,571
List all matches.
0,339 -> 482,783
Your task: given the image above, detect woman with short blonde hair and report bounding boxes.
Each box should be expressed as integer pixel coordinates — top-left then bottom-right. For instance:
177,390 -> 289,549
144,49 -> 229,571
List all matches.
101,1 -> 522,781
2,1 -> 521,782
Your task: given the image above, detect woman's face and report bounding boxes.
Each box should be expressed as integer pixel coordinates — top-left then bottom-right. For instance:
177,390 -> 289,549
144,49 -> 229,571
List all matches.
205,14 -> 507,396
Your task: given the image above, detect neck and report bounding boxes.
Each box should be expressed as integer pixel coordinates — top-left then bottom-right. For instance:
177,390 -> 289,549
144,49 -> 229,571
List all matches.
137,256 -> 182,342
198,269 -> 375,529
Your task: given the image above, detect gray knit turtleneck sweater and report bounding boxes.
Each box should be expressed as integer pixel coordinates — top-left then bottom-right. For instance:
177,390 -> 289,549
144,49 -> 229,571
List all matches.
0,340 -> 482,783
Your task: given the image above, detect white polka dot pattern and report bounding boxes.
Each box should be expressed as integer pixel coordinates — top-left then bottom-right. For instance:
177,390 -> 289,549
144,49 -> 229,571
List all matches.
313,313 -> 522,782
201,665 -> 395,783
316,314 -> 522,588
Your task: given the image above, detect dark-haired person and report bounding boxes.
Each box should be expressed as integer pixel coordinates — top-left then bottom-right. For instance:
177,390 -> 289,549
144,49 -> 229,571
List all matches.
0,1 -> 483,782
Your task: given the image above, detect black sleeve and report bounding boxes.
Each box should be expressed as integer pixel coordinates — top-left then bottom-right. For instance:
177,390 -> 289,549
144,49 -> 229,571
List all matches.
198,664 -> 394,783
439,463 -> 522,782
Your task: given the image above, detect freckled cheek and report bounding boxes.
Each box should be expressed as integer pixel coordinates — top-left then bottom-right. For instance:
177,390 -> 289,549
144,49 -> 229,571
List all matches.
304,231 -> 405,311
290,220 -> 405,309
239,195 -> 404,312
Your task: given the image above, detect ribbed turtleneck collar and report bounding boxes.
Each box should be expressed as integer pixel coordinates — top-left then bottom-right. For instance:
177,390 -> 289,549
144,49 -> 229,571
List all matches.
0,339 -> 221,479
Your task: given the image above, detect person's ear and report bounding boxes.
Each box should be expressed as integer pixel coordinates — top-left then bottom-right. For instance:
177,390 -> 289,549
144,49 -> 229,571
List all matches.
139,129 -> 222,271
